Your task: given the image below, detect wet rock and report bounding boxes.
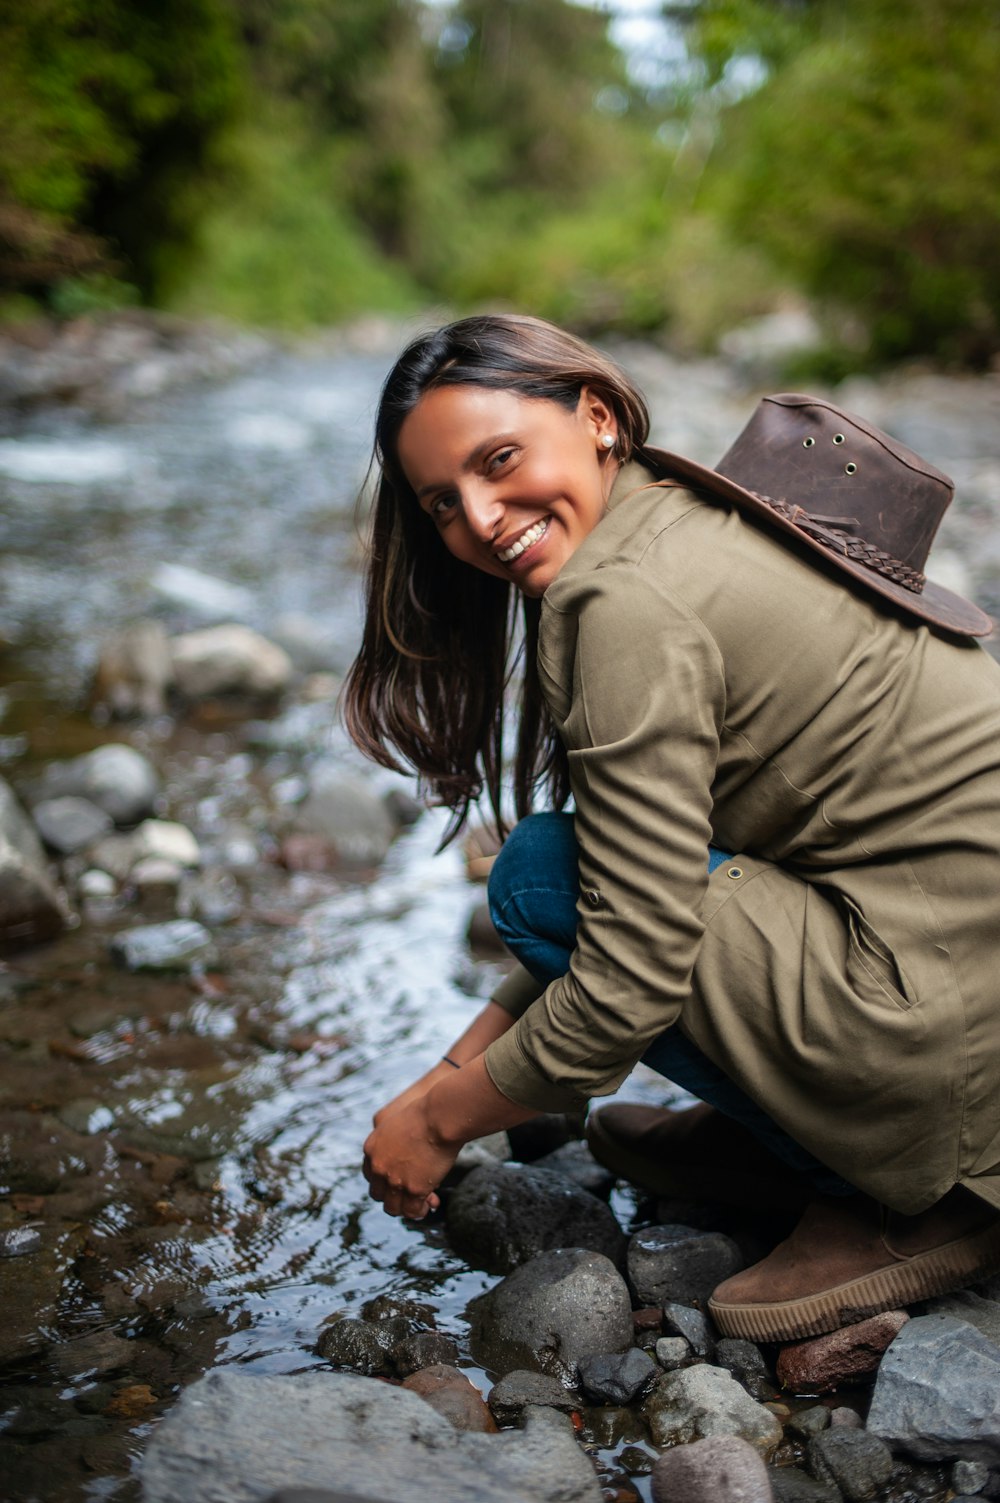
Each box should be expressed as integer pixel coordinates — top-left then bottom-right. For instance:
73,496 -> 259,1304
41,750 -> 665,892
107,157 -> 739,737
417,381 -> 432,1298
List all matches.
627,1223 -> 744,1306
926,1290 -> 1000,1347
358,1293 -> 435,1327
867,1313 -> 1000,1464
171,624 -> 293,700
449,1131 -> 511,1181
179,870 -> 243,926
131,857 -> 184,913
140,1369 -> 603,1503
93,619 -> 173,718
52,1329 -> 134,1378
650,1434 -> 775,1503
776,1311 -> 909,1395
401,1364 -> 497,1432
806,1430 -> 894,1501
392,1330 -> 459,1377
0,775 -> 66,949
0,1227 -> 42,1257
769,1466 -> 840,1502
578,1347 -> 658,1405
785,1406 -> 831,1443
32,796 -> 113,854
0,1224 -> 80,1361
533,1140 -> 616,1200
128,819 -> 201,869
662,1300 -> 715,1360
446,1162 -> 625,1274
468,1247 -> 633,1385
487,1370 -> 584,1426
315,1316 -> 411,1377
34,744 -> 160,825
582,1405 -> 643,1448
296,765 -> 395,867
829,1407 -> 862,1429
655,1336 -> 691,1371
57,1098 -> 114,1134
952,1458 -> 990,1494
110,919 -> 214,971
712,1340 -> 776,1402
643,1364 -> 784,1457
151,562 -> 257,623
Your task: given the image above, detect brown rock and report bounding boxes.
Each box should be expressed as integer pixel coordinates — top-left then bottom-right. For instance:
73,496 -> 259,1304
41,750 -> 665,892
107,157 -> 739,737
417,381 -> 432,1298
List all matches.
632,1307 -> 663,1333
401,1363 -> 498,1433
777,1311 -> 909,1394
105,1382 -> 158,1417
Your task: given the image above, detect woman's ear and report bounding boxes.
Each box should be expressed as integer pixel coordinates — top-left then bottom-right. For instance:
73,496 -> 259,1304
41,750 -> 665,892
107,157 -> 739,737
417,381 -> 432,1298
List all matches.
578,386 -> 617,451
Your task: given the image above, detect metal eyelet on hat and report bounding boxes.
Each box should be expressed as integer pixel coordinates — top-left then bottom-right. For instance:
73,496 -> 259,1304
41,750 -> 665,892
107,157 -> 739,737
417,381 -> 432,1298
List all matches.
802,437 -> 815,447
845,462 -> 857,475
833,433 -> 846,444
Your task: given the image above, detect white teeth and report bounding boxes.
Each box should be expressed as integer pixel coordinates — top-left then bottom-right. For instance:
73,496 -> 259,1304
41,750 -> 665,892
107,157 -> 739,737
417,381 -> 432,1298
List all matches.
498,519 -> 547,563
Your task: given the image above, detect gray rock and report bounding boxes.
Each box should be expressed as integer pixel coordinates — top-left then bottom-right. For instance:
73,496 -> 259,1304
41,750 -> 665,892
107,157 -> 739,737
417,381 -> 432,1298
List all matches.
628,1223 -> 744,1305
829,1408 -> 862,1429
150,563 -> 256,623
297,765 -> 395,867
785,1406 -> 831,1443
109,919 -> 214,972
651,1435 -> 775,1503
36,744 -> 161,825
487,1370 -> 584,1426
449,1132 -> 511,1180
532,1141 -> 616,1199
316,1318 -> 395,1377
867,1314 -> 1000,1464
170,624 -> 293,699
392,1331 -> 459,1377
926,1291 -> 1000,1347
643,1364 -> 783,1457
714,1338 -> 776,1402
140,1369 -> 603,1503
807,1430 -> 894,1501
93,620 -> 173,717
952,1458 -> 990,1494
1,1227 -> 42,1258
662,1300 -> 715,1359
769,1467 -> 840,1503
468,1248 -> 633,1385
128,820 -> 201,869
578,1347 -> 658,1405
0,776 -> 67,949
32,796 -> 112,854
446,1163 -> 625,1274
655,1336 -> 691,1370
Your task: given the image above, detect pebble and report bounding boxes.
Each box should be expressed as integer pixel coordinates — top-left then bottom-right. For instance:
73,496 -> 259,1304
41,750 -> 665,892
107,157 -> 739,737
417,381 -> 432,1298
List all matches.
295,765 -> 395,867
867,1313 -> 1000,1464
0,775 -> 67,948
785,1405 -> 831,1442
769,1466 -> 840,1502
487,1369 -> 584,1426
952,1458 -> 990,1494
78,868 -> 117,898
829,1407 -> 862,1429
655,1336 -> 691,1371
315,1318 -> 394,1377
468,1247 -> 634,1385
93,619 -> 173,717
39,743 -> 161,825
57,1098 -> 114,1135
110,919 -> 214,971
170,624 -> 293,700
776,1310 -> 909,1394
128,819 -> 201,869
643,1364 -> 784,1457
806,1429 -> 894,1501
32,796 -> 112,854
651,1434 -> 775,1503
445,1161 -> 625,1274
401,1363 -> 497,1433
392,1330 -> 459,1377
577,1347 -> 658,1405
627,1223 -> 744,1305
662,1299 -> 715,1359
0,1227 -> 43,1258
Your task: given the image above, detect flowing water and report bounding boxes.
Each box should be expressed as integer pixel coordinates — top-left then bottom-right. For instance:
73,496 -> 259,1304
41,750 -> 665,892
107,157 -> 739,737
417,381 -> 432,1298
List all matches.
0,328 -> 998,1502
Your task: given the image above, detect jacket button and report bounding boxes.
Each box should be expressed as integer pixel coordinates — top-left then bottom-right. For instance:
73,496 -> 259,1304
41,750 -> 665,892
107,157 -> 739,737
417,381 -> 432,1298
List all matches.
727,866 -> 744,879
584,888 -> 602,908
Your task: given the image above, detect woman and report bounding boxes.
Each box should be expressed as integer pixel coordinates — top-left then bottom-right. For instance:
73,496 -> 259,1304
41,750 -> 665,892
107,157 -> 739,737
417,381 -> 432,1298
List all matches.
344,313 -> 1000,1341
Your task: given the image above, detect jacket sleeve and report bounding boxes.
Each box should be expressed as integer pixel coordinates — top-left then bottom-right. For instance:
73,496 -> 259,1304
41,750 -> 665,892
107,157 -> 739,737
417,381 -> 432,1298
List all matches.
483,562 -> 727,1111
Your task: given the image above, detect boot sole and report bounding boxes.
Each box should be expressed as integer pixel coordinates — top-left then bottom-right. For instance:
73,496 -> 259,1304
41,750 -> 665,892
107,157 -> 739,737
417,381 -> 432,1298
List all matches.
708,1218 -> 1000,1342
585,1110 -> 809,1213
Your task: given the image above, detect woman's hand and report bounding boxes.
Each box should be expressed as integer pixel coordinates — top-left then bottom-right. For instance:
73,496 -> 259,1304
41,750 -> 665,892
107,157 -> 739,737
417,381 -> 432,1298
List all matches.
362,1095 -> 459,1219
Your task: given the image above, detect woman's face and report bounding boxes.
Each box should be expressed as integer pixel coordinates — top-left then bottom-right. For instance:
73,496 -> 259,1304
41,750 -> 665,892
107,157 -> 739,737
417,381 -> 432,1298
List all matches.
396,384 -> 618,597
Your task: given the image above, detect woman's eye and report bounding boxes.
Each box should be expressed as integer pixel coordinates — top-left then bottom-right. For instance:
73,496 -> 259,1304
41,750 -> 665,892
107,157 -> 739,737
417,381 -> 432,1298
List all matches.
489,447 -> 516,471
430,494 -> 457,517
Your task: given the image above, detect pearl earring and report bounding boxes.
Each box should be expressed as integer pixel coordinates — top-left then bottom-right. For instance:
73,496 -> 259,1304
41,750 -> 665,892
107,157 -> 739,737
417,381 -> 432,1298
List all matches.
601,433 -> 615,449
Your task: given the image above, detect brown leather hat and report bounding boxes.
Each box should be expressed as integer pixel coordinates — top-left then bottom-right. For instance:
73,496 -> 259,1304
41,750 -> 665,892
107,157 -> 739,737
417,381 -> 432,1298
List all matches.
642,392 -> 992,638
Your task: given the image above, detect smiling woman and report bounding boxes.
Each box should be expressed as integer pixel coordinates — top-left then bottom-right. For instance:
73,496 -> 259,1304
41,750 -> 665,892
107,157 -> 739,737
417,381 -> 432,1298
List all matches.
342,312 -> 1000,1344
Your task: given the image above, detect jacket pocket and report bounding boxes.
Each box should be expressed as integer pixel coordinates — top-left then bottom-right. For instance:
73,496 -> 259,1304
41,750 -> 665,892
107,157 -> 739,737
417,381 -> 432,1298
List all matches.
843,899 -> 913,1012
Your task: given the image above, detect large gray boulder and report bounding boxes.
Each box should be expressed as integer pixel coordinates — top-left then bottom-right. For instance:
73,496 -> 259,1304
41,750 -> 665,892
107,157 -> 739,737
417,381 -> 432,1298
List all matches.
468,1248 -> 633,1385
446,1162 -> 625,1274
141,1369 -> 602,1503
867,1313 -> 1000,1464
0,776 -> 66,949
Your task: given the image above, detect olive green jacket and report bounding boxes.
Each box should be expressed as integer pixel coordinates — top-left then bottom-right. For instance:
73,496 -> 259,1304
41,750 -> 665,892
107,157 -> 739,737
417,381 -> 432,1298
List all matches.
483,461 -> 1000,1214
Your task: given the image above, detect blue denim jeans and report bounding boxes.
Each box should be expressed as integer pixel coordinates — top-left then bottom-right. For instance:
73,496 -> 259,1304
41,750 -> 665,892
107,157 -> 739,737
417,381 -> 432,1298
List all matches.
488,811 -> 852,1195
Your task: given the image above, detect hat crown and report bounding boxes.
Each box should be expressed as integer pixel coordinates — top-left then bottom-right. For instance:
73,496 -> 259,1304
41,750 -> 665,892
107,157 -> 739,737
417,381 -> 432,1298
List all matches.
715,393 -> 953,573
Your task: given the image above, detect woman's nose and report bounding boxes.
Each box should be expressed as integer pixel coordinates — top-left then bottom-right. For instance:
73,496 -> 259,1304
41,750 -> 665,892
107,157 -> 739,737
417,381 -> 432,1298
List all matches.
463,486 -> 504,543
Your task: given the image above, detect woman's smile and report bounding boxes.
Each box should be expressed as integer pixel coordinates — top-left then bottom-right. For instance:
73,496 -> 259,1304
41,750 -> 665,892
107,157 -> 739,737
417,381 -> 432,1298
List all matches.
397,384 -> 618,596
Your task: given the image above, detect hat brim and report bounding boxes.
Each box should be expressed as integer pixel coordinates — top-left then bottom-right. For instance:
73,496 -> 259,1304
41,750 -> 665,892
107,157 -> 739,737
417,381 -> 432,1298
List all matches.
643,445 -> 993,639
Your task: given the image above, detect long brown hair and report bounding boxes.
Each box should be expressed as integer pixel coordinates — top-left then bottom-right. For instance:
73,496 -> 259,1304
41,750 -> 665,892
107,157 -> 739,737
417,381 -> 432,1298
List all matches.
342,314 -> 650,842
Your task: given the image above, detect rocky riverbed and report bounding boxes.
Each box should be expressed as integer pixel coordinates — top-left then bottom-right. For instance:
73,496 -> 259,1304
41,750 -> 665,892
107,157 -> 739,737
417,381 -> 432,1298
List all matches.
1,313 -> 1000,1503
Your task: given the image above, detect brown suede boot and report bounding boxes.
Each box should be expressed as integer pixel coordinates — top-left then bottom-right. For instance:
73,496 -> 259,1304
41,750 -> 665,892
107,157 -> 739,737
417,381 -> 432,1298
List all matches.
585,1102 -> 812,1212
708,1187 -> 1000,1341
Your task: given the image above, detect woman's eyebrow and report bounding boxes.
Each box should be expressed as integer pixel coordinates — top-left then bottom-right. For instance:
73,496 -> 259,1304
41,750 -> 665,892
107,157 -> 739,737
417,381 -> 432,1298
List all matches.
415,433 -> 518,499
